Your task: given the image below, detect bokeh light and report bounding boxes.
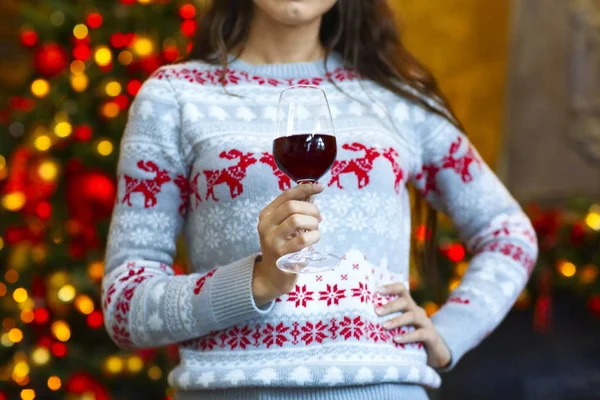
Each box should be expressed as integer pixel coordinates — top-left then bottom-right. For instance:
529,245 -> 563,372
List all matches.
31,79 -> 50,98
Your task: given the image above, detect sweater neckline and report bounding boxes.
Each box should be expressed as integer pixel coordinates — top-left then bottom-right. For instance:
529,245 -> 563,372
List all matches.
227,52 -> 346,79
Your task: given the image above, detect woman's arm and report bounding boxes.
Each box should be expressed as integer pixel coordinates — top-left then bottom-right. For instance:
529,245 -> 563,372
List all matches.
102,74 -> 274,351
409,111 -> 538,369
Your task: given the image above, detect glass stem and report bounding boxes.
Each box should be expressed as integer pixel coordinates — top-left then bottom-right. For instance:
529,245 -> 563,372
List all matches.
298,181 -> 316,252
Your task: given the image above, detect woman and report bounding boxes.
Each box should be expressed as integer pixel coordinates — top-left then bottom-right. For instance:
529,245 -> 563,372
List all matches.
102,0 -> 538,398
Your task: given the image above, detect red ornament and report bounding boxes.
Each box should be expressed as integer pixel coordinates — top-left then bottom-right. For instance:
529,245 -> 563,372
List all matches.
35,201 -> 52,219
86,13 -> 103,29
123,33 -> 137,47
110,33 -> 125,48
187,42 -> 193,54
9,96 -> 35,112
34,42 -> 69,77
446,244 -> 466,262
34,308 -> 50,324
589,296 -> 600,316
74,125 -> 93,141
66,170 -> 116,222
569,222 -> 586,246
73,44 -> 91,61
115,94 -> 129,110
163,46 -> 179,62
180,4 -> 196,19
66,372 -> 109,400
51,342 -> 67,357
120,0 -> 135,4
181,20 -> 197,37
127,80 -> 142,96
140,55 -> 163,75
137,349 -> 157,362
20,29 -> 38,47
38,336 -> 53,348
87,311 -> 103,328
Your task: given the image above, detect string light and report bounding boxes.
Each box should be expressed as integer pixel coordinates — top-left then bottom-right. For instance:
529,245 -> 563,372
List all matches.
1,333 -> 12,347
180,4 -> 196,19
8,328 -> 23,343
31,347 -> 50,365
148,366 -> 162,380
2,192 -> 26,211
97,139 -> 114,156
558,260 -> 576,277
47,376 -> 62,391
13,288 -> 28,303
0,154 -> 5,169
133,37 -> 154,57
3,317 -> 15,330
13,361 -> 29,379
70,60 -> 85,74
448,278 -> 461,291
101,102 -> 120,118
127,80 -> 142,96
455,261 -> 469,277
105,81 -> 122,97
118,50 -> 133,65
423,301 -> 439,317
75,295 -> 94,315
38,160 -> 59,181
586,210 -> 600,231
138,0 -> 152,4
87,310 -> 103,328
580,264 -> 598,284
50,11 -> 65,26
20,310 -> 34,324
20,389 -> 35,400
88,261 -> 104,281
87,13 -> 103,29
34,134 -> 52,151
94,46 -> 112,66
127,355 -> 144,373
71,74 -> 89,92
0,283 -> 6,297
58,284 -> 76,302
73,24 -> 88,39
54,121 -> 72,138
51,321 -> 71,342
51,342 -> 66,357
31,79 -> 50,98
73,44 -> 91,61
105,355 -> 124,374
5,269 -> 18,283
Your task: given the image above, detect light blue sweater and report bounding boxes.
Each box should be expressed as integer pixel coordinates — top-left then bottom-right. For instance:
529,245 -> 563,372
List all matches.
102,54 -> 537,398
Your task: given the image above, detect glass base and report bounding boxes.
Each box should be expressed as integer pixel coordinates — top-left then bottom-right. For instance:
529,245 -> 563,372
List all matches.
276,250 -> 340,274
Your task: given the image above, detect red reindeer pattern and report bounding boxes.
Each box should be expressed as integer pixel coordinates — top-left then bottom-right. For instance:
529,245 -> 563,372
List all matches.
328,143 -> 381,189
416,136 -> 482,196
260,152 -> 291,191
381,148 -> 404,193
174,174 -> 190,216
122,160 -> 172,208
204,150 -> 257,201
442,137 -> 482,183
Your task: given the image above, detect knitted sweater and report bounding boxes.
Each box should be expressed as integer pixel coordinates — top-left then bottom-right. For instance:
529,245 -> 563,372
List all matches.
102,54 -> 538,392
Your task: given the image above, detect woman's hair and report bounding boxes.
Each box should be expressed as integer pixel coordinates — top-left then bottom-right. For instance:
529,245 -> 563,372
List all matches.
189,0 -> 464,297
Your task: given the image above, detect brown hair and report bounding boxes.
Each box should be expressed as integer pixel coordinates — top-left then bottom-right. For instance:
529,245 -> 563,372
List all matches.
190,0 -> 464,296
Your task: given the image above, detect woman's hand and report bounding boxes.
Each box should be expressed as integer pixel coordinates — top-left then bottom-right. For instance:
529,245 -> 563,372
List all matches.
252,184 -> 324,306
376,283 -> 451,369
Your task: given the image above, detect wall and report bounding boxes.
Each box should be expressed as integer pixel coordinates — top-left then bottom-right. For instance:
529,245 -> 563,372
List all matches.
391,0 -> 511,169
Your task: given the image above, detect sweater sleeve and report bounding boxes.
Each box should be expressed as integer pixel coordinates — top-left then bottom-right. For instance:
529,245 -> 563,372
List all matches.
410,112 -> 538,369
102,74 -> 274,351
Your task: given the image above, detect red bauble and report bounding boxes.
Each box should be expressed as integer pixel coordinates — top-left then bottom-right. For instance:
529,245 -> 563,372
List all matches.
66,372 -> 109,400
181,20 -> 197,37
569,222 -> 586,246
86,13 -> 103,29
163,46 -> 179,63
127,80 -> 142,96
140,55 -> 163,75
74,125 -> 93,141
34,42 -> 68,78
66,170 -> 116,222
20,29 -> 38,47
73,44 -> 91,61
589,296 -> 600,316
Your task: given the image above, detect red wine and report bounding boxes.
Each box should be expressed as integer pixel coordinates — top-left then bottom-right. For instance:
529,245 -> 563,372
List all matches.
273,134 -> 337,183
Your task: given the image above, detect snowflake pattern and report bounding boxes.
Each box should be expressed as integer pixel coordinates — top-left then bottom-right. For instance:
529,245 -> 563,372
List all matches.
319,284 -> 347,307
286,285 -> 315,308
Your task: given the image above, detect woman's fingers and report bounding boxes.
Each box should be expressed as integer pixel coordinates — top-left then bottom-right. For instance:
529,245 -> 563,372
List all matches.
282,230 -> 321,254
276,214 -> 320,237
393,328 -> 435,345
382,309 -> 431,330
259,184 -> 324,220
271,200 -> 322,226
376,297 -> 410,316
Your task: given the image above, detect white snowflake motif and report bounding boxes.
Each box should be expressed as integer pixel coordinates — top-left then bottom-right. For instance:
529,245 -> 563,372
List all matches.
348,210 -> 368,232
290,367 -> 313,385
147,312 -> 164,331
361,192 -> 381,215
318,212 -> 340,234
224,369 -> 246,385
146,212 -> 171,231
372,213 -> 388,235
327,193 -> 352,216
203,227 -> 222,250
323,366 -> 344,385
119,211 -> 142,230
205,206 -> 227,228
222,219 -> 246,243
138,100 -> 154,120
393,102 -> 410,122
236,106 -> 257,122
183,103 -> 204,123
196,371 -> 215,388
161,111 -> 179,128
232,198 -> 260,222
131,228 -> 153,246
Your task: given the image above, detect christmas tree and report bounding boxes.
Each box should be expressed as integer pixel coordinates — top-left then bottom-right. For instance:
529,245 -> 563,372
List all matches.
0,1 -> 207,399
1,1 -> 600,399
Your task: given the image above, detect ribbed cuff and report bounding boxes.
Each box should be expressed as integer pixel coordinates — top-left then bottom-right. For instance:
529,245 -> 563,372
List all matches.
208,254 -> 275,329
431,305 -> 489,371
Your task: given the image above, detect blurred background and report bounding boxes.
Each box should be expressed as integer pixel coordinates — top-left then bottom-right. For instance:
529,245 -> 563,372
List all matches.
0,0 -> 599,399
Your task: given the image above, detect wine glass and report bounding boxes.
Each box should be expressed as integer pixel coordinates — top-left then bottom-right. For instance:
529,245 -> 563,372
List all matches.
272,85 -> 340,274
